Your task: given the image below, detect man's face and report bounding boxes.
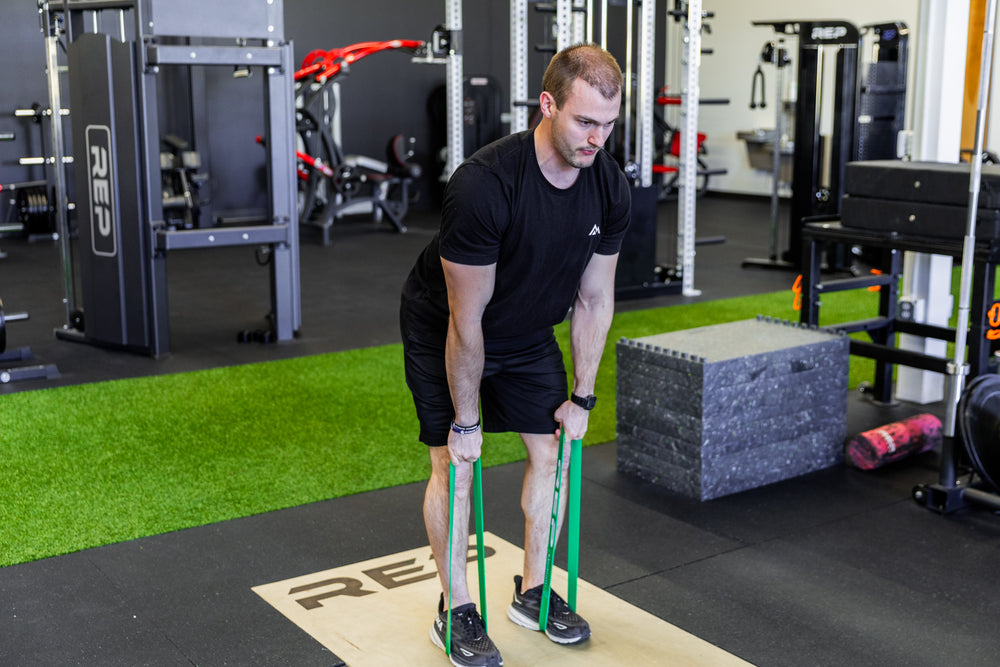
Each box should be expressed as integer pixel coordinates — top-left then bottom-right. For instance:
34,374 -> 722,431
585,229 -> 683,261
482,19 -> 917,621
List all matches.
549,79 -> 620,170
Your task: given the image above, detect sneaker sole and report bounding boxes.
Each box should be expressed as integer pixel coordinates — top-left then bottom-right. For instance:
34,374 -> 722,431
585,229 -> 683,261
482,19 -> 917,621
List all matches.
429,625 -> 464,667
506,603 -> 589,645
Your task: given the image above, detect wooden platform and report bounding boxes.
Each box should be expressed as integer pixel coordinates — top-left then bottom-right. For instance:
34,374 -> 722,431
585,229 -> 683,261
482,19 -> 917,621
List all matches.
253,532 -> 750,666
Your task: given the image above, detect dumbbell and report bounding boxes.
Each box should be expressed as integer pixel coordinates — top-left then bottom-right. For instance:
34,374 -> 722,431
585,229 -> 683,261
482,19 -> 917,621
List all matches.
236,328 -> 275,344
0,298 -> 30,355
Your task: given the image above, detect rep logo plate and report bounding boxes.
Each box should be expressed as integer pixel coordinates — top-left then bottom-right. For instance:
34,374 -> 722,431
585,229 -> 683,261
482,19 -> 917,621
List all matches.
85,125 -> 117,257
251,532 -> 740,665
810,25 -> 849,42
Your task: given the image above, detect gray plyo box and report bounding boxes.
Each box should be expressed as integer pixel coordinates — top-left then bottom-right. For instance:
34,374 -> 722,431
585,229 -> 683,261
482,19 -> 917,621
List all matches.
616,317 -> 850,500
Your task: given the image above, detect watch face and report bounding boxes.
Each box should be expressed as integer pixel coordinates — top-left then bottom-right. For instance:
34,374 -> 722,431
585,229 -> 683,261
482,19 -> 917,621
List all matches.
573,393 -> 596,410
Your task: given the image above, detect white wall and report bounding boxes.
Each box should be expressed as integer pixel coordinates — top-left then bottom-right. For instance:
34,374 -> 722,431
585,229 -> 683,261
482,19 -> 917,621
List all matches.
690,1 -> 923,196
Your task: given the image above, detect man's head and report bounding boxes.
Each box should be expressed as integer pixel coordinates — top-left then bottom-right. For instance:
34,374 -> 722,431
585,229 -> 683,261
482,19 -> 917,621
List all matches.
539,44 -> 622,171
542,43 -> 623,109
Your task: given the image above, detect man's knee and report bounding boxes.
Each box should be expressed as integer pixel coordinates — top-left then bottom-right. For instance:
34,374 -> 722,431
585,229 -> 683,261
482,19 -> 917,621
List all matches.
429,448 -> 475,495
522,432 -> 561,464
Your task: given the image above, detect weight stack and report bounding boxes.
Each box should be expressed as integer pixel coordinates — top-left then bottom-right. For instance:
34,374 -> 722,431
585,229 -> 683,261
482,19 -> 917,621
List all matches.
616,317 -> 849,500
67,32 -> 158,354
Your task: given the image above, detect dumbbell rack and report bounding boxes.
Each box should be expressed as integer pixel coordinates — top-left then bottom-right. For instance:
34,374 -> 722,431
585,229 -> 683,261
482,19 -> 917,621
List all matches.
0,302 -> 59,385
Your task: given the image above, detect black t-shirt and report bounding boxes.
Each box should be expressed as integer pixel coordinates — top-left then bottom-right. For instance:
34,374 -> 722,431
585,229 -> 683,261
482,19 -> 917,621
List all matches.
402,129 -> 631,342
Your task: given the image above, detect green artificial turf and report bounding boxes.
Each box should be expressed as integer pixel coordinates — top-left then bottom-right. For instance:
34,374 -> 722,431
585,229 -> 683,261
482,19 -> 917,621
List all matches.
0,286 -> 880,567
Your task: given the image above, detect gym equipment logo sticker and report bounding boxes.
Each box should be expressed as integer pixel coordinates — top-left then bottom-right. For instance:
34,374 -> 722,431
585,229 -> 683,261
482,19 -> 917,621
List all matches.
810,26 -> 849,41
988,301 -> 1000,340
85,125 -> 117,257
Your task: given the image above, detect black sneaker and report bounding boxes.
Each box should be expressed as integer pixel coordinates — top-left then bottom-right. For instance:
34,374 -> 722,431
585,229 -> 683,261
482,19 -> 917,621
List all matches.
429,595 -> 503,667
506,575 -> 591,644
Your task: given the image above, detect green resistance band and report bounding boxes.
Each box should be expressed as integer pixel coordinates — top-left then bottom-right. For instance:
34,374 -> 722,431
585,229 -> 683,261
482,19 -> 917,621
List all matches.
473,458 -> 487,630
567,437 -> 581,609
447,464 -> 454,654
539,434 -> 583,631
447,459 -> 488,655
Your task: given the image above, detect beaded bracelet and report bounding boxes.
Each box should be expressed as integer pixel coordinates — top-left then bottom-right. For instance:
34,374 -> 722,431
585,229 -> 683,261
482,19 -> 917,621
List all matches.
450,420 -> 481,435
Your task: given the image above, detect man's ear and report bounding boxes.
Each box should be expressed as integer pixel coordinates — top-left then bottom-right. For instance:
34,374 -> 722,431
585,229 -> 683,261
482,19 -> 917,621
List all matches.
539,91 -> 556,119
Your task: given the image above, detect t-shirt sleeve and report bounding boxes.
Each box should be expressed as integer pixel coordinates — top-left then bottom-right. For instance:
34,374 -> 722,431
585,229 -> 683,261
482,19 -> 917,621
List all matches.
438,164 -> 507,266
596,168 -> 631,256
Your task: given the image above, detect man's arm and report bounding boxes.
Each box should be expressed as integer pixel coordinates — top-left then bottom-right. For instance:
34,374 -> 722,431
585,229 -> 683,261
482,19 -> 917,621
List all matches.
441,257 -> 496,464
555,252 -> 619,441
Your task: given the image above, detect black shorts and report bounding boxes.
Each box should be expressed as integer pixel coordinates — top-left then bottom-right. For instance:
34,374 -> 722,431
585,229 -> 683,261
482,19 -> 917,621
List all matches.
401,312 -> 567,447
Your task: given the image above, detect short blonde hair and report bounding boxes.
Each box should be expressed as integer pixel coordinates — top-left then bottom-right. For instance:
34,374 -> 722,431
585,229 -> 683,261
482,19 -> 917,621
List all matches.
542,43 -> 623,108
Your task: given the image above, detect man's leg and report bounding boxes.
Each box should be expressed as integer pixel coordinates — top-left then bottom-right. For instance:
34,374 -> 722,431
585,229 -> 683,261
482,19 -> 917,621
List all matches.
425,445 -> 474,607
508,431 -> 590,645
404,319 -> 502,664
519,431 -> 569,591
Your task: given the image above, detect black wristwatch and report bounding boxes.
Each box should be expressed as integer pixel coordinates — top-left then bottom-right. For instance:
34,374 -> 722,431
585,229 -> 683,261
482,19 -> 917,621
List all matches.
571,393 -> 597,410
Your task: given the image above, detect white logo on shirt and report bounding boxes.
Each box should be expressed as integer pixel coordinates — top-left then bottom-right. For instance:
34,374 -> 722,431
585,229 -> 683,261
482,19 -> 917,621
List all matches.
588,224 -> 601,237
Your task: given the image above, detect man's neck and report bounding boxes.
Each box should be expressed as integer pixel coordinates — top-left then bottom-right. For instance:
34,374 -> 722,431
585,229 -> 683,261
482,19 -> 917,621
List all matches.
534,121 -> 580,189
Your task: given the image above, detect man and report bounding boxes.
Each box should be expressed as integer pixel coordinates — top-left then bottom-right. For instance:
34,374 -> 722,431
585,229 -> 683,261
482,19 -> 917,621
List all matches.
400,43 -> 630,666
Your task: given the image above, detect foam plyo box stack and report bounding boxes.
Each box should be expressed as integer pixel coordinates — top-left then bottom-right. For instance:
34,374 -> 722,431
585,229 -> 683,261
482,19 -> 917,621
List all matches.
616,317 -> 850,501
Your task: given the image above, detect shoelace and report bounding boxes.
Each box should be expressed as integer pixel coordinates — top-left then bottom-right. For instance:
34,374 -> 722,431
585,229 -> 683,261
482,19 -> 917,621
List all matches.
546,591 -> 573,617
453,608 -> 487,640
525,586 -> 573,618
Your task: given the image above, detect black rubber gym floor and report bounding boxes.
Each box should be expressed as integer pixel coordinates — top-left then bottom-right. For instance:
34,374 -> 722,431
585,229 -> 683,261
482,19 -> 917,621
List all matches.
2,196 -> 999,666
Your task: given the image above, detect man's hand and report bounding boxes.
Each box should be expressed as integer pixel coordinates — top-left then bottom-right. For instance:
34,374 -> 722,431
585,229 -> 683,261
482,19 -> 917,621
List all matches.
554,400 -> 590,442
448,428 -> 483,466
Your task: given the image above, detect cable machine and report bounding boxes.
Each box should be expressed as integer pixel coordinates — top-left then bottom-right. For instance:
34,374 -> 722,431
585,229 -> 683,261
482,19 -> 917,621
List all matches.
744,20 -> 910,274
44,0 -> 300,356
742,20 -> 861,272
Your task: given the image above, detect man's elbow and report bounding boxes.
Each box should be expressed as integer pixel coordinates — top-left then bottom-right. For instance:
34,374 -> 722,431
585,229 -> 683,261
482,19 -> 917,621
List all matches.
575,287 -> 614,317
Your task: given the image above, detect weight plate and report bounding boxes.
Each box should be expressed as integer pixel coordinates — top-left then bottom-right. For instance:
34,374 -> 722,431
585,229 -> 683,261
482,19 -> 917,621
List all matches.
959,374 -> 1000,492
